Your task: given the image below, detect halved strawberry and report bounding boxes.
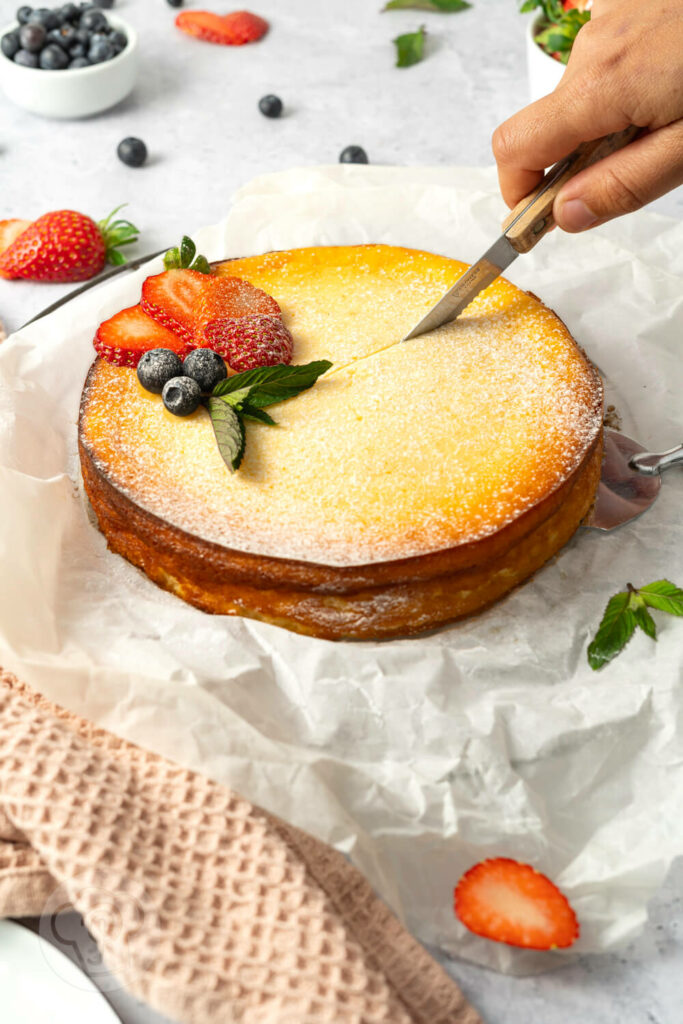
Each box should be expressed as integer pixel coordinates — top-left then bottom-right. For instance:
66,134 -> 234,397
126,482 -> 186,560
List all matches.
454,858 -> 579,950
141,269 -> 208,344
94,304 -> 190,367
195,275 -> 281,336
175,10 -> 269,46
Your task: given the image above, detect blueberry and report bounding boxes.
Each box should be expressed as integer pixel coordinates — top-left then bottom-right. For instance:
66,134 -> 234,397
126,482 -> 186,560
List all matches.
80,8 -> 107,30
117,136 -> 147,167
59,3 -> 80,21
48,23 -> 77,46
339,145 -> 369,165
16,7 -> 33,25
13,47 -> 39,66
28,7 -> 59,29
75,27 -> 90,45
18,22 -> 46,52
40,42 -> 69,68
137,349 -> 184,395
182,348 -> 227,393
109,29 -> 126,51
69,40 -> 85,56
68,54 -> 89,66
162,376 -> 201,417
92,0 -> 115,7
166,0 -> 184,7
1,31 -> 21,59
258,94 -> 283,119
88,37 -> 113,61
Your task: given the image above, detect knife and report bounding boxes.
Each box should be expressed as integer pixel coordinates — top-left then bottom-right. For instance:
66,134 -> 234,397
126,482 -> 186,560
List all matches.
20,247 -> 169,330
403,125 -> 641,341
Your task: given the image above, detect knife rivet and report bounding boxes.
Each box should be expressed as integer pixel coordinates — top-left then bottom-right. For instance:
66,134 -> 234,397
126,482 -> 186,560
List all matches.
533,218 -> 546,234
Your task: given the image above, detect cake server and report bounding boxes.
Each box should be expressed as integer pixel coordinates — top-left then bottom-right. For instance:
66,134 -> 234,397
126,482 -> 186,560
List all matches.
585,429 -> 683,531
403,125 -> 641,340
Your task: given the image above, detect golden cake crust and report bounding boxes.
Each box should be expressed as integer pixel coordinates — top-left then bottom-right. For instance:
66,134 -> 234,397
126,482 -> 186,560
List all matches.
78,244 -> 603,640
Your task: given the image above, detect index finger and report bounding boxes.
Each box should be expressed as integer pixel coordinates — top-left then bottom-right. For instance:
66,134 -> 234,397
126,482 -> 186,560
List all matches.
492,82 -> 633,208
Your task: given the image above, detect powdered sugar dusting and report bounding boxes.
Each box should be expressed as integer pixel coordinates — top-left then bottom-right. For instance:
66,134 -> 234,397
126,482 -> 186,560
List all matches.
80,246 -> 602,567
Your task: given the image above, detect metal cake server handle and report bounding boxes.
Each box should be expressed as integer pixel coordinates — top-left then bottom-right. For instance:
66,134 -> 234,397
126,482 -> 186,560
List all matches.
629,444 -> 683,476
20,247 -> 169,330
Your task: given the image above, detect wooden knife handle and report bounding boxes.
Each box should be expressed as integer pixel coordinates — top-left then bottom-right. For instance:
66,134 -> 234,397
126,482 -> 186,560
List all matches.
502,125 -> 641,254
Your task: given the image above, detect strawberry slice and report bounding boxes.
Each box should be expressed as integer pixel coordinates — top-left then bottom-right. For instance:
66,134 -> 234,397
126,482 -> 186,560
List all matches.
195,275 -> 281,334
175,10 -> 268,46
203,314 -> 293,371
454,858 -> 579,950
94,304 -> 190,368
0,219 -> 32,279
141,269 -> 208,344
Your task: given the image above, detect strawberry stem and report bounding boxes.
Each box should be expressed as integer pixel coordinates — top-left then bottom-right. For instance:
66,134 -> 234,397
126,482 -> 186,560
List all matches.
97,204 -> 140,267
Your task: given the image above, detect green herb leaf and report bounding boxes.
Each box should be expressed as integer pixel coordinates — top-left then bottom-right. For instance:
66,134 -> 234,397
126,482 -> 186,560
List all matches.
240,404 -> 277,425
164,247 -> 181,271
163,238 -> 212,275
587,591 -> 637,670
393,25 -> 426,67
180,236 -> 196,268
384,0 -> 469,11
207,398 -> 246,473
587,579 -> 683,670
640,580 -> 683,617
213,360 -> 332,409
632,604 -> 657,640
190,255 -> 212,275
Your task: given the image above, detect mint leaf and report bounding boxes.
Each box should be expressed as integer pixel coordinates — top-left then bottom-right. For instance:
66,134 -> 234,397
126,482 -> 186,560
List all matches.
190,255 -> 212,275
163,246 -> 181,271
393,26 -> 426,67
207,397 -> 245,473
384,0 -> 469,11
163,238 -> 212,275
633,604 -> 657,640
180,235 -> 196,268
587,591 -> 637,670
640,580 -> 683,617
240,404 -> 277,425
213,360 -> 332,409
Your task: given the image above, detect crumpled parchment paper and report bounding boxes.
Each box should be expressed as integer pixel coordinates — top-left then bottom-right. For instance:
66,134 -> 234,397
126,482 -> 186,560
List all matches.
0,165 -> 682,974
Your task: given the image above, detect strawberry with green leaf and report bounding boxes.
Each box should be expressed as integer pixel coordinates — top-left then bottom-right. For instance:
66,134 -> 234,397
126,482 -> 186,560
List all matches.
0,205 -> 139,282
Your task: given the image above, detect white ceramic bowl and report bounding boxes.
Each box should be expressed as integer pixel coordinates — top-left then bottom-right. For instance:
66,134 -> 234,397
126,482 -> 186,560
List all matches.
0,13 -> 138,118
525,15 -> 565,102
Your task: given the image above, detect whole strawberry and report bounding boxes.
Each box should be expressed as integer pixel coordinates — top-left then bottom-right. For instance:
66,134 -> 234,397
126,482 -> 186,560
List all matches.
0,206 -> 139,283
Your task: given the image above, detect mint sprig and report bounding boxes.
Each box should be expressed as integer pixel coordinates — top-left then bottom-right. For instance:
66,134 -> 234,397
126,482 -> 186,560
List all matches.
207,360 -> 332,473
163,235 -> 211,274
587,580 -> 683,670
384,0 -> 470,10
393,25 -> 426,67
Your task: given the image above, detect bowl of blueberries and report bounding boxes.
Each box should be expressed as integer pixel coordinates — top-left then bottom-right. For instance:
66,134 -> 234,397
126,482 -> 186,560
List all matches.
0,3 -> 138,118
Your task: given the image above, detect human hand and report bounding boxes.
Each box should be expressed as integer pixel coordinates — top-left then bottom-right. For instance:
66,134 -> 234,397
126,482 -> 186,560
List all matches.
493,0 -> 683,231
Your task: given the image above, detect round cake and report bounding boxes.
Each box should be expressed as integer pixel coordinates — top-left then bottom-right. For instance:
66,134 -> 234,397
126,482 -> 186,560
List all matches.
78,244 -> 603,640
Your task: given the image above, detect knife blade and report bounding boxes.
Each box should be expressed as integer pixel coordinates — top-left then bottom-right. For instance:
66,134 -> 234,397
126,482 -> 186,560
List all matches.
403,125 -> 641,342
20,247 -> 169,330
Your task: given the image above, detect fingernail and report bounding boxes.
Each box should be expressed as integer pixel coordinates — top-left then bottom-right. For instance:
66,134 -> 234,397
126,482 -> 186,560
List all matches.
557,198 -> 598,232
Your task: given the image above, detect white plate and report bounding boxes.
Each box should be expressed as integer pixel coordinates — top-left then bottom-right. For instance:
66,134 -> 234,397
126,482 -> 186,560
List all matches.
0,919 -> 120,1024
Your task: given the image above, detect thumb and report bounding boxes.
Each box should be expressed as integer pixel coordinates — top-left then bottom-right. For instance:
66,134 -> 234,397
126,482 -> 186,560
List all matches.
553,121 -> 683,232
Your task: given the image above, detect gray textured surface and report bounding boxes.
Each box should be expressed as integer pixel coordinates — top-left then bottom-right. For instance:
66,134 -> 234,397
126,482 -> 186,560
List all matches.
3,0 -> 682,1020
